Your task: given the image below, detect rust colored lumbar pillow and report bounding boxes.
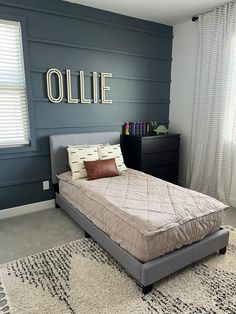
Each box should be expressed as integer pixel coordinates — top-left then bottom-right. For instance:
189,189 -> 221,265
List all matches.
84,158 -> 119,180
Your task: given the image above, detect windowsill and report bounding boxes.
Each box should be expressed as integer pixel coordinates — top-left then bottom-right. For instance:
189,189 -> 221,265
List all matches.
0,143 -> 36,155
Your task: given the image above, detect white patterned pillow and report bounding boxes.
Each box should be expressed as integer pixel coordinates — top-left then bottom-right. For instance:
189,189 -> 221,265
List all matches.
68,144 -> 99,148
98,144 -> 127,172
68,143 -> 109,148
67,146 -> 99,180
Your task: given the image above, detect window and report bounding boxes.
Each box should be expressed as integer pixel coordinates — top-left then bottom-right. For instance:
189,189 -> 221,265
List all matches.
0,19 -> 30,148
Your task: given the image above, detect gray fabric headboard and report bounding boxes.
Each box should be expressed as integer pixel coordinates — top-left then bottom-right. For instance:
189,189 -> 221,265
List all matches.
49,132 -> 121,184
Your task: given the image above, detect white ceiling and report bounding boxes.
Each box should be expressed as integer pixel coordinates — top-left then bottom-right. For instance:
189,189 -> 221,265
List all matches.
64,0 -> 229,26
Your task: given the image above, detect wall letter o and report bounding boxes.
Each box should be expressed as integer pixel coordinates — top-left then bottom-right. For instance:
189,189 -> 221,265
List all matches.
46,68 -> 64,103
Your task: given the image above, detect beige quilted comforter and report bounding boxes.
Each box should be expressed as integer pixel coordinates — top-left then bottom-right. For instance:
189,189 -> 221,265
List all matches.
58,169 -> 227,262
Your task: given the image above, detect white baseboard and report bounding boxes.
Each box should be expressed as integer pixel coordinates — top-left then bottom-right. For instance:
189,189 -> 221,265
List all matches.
0,199 -> 55,220
230,197 -> 236,208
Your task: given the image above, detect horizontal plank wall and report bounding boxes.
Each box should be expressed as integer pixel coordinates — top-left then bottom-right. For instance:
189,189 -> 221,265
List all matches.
0,0 -> 173,210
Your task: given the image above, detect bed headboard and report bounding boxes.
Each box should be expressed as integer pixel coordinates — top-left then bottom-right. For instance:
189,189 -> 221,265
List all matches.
49,131 -> 120,184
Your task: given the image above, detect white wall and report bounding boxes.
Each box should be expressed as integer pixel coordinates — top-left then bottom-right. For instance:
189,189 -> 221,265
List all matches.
169,19 -> 236,207
169,20 -> 198,186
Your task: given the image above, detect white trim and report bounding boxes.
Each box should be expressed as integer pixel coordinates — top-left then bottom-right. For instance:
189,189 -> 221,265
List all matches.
230,197 -> 236,208
0,199 -> 55,220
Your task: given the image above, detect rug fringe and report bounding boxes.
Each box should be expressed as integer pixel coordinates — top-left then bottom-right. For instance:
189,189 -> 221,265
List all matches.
0,274 -> 10,314
223,225 -> 235,231
0,302 -> 9,313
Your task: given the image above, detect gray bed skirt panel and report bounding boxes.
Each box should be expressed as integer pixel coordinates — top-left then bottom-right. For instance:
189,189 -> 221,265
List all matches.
56,193 -> 229,287
141,228 -> 229,286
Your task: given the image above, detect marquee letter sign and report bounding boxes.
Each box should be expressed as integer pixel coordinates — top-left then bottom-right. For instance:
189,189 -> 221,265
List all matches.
46,69 -> 112,104
101,73 -> 112,104
46,69 -> 64,103
66,69 -> 78,104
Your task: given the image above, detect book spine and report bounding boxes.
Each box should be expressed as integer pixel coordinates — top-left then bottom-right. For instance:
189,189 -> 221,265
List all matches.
124,122 -> 129,135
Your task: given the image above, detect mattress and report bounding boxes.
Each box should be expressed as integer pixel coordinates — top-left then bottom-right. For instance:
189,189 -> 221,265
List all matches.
58,168 -> 227,262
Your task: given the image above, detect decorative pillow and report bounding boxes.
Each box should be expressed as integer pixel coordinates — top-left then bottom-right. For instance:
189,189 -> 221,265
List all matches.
68,143 -> 110,148
67,146 -> 99,180
84,158 -> 119,180
97,144 -> 127,172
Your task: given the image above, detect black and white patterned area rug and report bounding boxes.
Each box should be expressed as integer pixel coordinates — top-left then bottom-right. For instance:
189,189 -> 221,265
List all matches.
0,227 -> 235,314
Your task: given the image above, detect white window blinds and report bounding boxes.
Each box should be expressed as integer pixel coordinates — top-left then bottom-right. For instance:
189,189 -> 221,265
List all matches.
0,19 -> 30,148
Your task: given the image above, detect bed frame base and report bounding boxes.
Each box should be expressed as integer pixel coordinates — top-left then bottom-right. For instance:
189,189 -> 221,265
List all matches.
55,193 -> 229,294
85,231 -> 91,238
219,246 -> 227,255
142,284 -> 153,295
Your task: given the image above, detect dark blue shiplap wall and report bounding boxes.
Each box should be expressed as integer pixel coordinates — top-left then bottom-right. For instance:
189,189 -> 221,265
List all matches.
0,0 -> 173,210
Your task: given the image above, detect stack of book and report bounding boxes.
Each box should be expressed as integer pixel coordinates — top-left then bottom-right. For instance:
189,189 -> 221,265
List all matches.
123,121 -> 157,136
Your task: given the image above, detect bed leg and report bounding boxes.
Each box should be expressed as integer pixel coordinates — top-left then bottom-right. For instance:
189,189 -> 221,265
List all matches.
142,284 -> 153,295
85,231 -> 91,238
219,247 -> 227,255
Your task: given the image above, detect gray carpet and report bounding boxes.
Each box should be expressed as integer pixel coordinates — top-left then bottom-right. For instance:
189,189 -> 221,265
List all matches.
0,208 -> 84,264
0,227 -> 235,314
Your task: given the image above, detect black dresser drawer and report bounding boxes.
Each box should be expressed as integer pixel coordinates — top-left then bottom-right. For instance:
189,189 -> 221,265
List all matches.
121,133 -> 180,184
141,137 -> 180,154
141,151 -> 179,168
143,165 -> 179,184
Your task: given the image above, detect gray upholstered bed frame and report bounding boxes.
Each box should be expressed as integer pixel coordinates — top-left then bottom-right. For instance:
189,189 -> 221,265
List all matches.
49,131 -> 229,294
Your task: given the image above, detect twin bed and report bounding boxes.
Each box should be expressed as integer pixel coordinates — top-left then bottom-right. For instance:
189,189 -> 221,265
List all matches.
50,131 -> 229,294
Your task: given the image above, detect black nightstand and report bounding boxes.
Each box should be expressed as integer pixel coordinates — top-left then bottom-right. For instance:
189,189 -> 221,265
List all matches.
121,133 -> 180,184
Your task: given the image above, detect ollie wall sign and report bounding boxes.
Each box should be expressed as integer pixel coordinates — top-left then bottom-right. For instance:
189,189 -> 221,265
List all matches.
46,68 -> 112,104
